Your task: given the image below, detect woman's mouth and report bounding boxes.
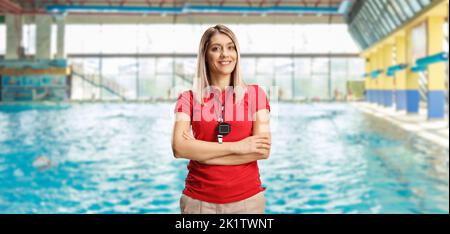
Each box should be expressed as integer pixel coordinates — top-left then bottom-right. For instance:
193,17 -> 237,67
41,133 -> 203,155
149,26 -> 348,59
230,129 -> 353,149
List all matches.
218,61 -> 232,66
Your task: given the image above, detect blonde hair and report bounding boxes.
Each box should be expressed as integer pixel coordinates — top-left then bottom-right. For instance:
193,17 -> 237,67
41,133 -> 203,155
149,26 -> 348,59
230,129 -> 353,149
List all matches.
193,24 -> 247,105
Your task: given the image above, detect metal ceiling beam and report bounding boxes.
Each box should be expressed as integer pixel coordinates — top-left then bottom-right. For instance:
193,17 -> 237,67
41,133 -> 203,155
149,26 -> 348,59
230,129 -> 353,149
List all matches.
46,4 -> 343,14
13,0 -> 349,8
0,0 -> 23,14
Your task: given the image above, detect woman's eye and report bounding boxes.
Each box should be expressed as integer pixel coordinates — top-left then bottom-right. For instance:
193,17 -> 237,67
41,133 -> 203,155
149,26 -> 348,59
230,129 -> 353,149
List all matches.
229,46 -> 235,50
212,47 -> 219,51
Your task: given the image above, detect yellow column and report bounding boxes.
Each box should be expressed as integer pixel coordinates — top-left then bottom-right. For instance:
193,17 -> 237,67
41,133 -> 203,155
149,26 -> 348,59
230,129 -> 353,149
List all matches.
365,55 -> 372,102
371,51 -> 378,104
374,49 -> 381,105
426,16 -> 446,119
395,34 -> 408,110
384,43 -> 394,107
377,47 -> 385,106
406,28 -> 420,113
369,53 -> 375,103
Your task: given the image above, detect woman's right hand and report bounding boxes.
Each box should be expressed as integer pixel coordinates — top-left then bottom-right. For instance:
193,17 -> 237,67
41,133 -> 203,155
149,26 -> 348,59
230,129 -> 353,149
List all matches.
231,135 -> 271,155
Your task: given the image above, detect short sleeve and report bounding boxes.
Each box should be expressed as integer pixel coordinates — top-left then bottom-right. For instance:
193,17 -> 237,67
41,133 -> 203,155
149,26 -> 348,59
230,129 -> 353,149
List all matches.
174,90 -> 193,118
249,85 -> 271,115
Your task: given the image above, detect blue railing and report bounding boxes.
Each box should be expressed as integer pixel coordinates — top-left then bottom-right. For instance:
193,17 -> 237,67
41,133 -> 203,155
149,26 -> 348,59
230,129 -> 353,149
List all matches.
411,52 -> 449,73
386,64 -> 408,77
370,69 -> 383,79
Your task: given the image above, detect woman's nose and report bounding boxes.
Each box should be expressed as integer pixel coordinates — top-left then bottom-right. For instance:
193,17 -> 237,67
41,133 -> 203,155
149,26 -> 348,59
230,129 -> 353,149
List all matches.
221,49 -> 230,57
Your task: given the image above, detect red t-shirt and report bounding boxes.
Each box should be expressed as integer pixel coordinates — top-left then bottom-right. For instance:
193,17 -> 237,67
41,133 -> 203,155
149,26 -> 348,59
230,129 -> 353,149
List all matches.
174,84 -> 271,204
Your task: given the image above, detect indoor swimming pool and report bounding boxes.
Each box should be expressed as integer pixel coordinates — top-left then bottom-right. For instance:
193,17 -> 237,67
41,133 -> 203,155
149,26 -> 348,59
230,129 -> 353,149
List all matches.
0,102 -> 448,214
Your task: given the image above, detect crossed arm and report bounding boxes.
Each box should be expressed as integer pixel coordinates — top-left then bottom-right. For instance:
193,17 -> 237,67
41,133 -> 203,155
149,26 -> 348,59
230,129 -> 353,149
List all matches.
171,110 -> 272,166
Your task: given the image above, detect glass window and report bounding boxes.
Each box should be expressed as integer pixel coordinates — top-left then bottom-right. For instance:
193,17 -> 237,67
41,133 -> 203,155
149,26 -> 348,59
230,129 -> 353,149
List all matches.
359,8 -> 379,43
418,0 -> 431,8
331,58 -> 348,98
408,0 -> 423,14
349,28 -> 367,49
67,25 -> 102,54
62,24 -> 363,101
137,58 -> 156,99
350,19 -> 371,47
100,25 -> 139,53
331,58 -> 347,76
366,1 -> 389,37
241,58 -> 256,78
66,24 -> 360,55
386,2 -> 402,28
255,74 -> 273,92
156,58 -> 173,75
378,0 -> 397,31
102,58 -> 138,99
312,58 -> 329,74
353,18 -> 373,45
294,76 -> 313,99
390,0 -> 408,23
295,58 -> 311,77
256,58 -> 274,75
274,75 -> 293,100
172,57 -> 195,99
137,77 -> 153,100
168,24 -> 201,54
0,25 -> 5,55
376,0 -> 396,32
348,58 -> 365,77
398,0 -> 415,18
275,58 -> 293,75
153,74 -> 173,100
51,25 -> 57,58
139,58 -> 156,77
23,24 -> 36,55
243,71 -> 258,87
360,4 -> 382,41
311,74 -> 330,100
69,58 -> 101,100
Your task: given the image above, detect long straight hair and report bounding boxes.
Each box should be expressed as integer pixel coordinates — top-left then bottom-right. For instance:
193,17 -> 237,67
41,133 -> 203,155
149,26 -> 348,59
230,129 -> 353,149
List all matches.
193,24 -> 247,105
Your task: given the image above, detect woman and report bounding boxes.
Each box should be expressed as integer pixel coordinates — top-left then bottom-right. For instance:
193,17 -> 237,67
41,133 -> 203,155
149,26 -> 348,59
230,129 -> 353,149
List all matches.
171,25 -> 272,214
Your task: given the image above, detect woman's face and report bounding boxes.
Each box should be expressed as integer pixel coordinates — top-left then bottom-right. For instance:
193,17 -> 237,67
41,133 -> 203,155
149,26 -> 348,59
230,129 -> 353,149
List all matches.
206,33 -> 237,77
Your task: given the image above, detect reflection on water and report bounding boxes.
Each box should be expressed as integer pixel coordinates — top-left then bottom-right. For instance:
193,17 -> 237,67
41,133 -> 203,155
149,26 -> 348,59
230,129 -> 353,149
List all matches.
0,103 -> 448,214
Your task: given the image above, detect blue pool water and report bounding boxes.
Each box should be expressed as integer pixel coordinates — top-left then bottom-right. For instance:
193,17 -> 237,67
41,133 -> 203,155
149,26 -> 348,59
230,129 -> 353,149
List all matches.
0,102 -> 448,214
